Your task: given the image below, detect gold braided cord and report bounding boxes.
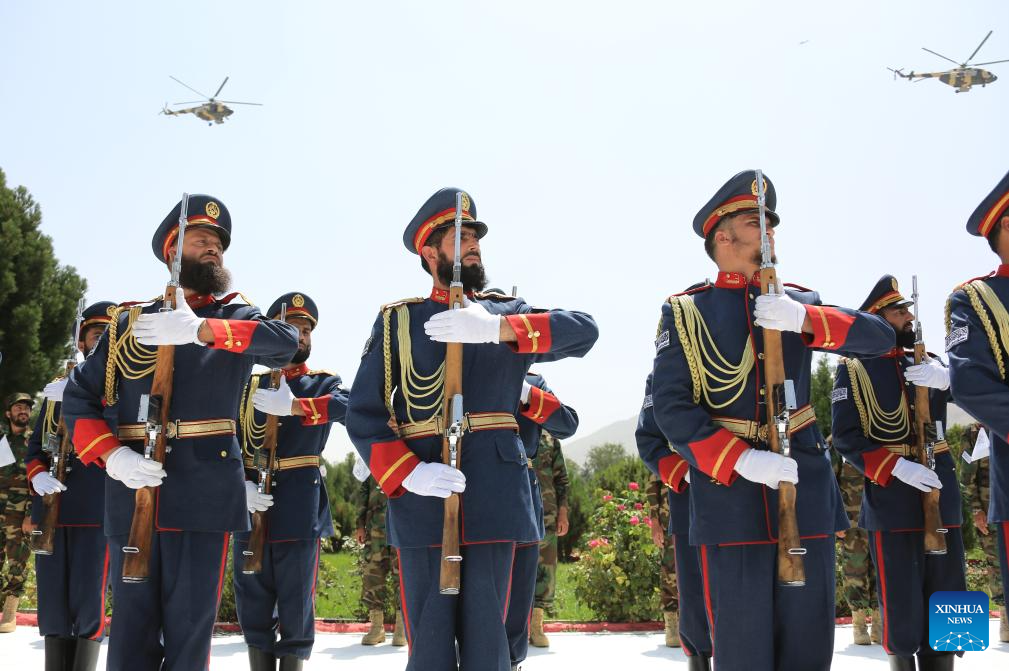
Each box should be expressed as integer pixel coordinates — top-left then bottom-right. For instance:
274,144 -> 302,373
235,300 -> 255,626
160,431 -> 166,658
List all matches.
104,300 -> 162,405
670,295 -> 754,409
395,304 -> 444,424
962,281 -> 1008,381
844,358 -> 909,443
43,397 -> 59,440
383,308 -> 396,425
239,377 -> 266,457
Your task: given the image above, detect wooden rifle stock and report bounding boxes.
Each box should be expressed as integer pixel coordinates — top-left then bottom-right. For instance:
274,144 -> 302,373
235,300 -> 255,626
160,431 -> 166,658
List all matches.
243,367 -> 283,575
759,266 -> 806,587
31,416 -> 71,556
439,284 -> 464,595
913,342 -> 947,555
122,283 -> 177,583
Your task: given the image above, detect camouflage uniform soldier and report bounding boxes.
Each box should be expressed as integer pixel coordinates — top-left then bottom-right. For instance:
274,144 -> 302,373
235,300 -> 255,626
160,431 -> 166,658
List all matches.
355,478 -> 405,646
646,474 -> 680,647
834,452 -> 880,646
0,393 -> 34,633
532,430 -> 569,636
961,422 -> 1008,641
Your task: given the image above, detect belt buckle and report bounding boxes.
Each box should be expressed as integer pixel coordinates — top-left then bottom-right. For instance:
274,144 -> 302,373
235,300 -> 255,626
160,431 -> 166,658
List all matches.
165,420 -> 179,440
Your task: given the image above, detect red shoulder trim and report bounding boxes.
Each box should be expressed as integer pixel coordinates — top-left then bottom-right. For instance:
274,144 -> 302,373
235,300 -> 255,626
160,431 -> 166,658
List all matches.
952,271 -> 996,293
669,283 -> 712,298
216,292 -> 242,305
783,282 -> 814,292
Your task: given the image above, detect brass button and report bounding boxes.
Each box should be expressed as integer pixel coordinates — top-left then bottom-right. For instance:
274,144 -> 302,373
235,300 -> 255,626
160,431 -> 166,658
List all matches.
220,450 -> 227,458
758,353 -> 765,360
759,389 -> 765,395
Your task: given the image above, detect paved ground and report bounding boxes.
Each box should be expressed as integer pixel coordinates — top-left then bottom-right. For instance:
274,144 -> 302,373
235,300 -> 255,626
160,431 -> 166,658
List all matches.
0,622 -> 1006,669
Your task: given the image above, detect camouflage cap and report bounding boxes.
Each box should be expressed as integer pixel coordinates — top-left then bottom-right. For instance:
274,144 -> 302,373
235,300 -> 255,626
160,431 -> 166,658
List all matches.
5,392 -> 34,411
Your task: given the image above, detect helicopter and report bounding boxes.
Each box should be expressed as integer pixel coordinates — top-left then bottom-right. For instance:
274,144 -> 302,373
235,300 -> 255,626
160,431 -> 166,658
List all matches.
161,76 -> 262,125
888,30 -> 1008,92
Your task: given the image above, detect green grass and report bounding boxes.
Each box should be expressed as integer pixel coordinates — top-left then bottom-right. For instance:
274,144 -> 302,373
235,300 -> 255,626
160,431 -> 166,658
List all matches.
316,552 -> 366,619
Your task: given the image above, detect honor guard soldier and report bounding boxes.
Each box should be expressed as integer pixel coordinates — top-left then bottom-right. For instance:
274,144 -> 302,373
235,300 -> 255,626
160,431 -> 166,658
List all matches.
505,371 -> 578,665
234,291 -> 350,671
648,171 -> 895,671
0,392 -> 34,634
946,169 -> 1009,650
346,187 -> 598,671
61,195 -> 299,671
637,374 -> 712,669
24,301 -> 115,669
831,275 -> 965,671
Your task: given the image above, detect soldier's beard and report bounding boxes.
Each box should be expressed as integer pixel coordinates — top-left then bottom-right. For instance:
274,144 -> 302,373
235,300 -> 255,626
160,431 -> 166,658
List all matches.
897,327 -> 916,349
180,257 -> 232,296
290,343 -> 311,365
10,414 -> 29,429
436,251 -> 488,293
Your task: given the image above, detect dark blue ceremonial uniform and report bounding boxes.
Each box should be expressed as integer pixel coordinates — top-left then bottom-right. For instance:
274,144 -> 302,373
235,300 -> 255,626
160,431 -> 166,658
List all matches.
233,360 -> 348,661
505,371 -> 578,666
636,374 -> 712,664
61,193 -> 297,671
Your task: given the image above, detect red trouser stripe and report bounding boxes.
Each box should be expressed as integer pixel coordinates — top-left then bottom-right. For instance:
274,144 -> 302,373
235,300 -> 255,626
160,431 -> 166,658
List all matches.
672,535 -> 691,657
873,531 -> 891,654
396,548 -> 412,653
502,543 -> 516,623
90,544 -> 111,640
700,545 -> 716,659
208,533 -> 230,669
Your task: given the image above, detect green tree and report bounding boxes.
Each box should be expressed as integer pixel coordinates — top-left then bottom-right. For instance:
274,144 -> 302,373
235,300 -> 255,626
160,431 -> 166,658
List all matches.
810,354 -> 835,437
584,443 -> 628,476
0,169 -> 86,401
559,458 -> 591,560
324,453 -> 360,550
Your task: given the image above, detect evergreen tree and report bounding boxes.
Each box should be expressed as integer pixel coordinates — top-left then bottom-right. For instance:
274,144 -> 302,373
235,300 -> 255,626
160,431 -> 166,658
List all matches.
0,168 -> 86,401
809,354 -> 835,437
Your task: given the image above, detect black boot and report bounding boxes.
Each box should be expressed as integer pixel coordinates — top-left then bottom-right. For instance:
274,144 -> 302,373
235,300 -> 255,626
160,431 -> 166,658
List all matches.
916,653 -> 954,671
278,656 -> 303,671
70,638 -> 101,671
888,655 -> 916,671
44,636 -> 73,671
687,653 -> 712,671
248,647 -> 277,671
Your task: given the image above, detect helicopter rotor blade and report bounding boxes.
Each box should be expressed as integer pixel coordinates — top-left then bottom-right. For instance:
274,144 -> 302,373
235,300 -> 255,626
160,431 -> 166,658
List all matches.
218,101 -> 263,106
213,76 -> 230,99
173,101 -> 205,105
170,76 -> 210,100
921,47 -> 962,67
971,58 -> 1009,66
966,30 -> 993,64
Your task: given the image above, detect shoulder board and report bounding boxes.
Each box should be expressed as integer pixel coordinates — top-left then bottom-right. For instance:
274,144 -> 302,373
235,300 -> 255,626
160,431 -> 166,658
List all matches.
783,282 -> 814,293
380,296 -> 425,312
306,368 -> 341,378
952,272 -> 996,294
473,290 -> 514,302
669,281 -> 712,299
218,291 -> 253,306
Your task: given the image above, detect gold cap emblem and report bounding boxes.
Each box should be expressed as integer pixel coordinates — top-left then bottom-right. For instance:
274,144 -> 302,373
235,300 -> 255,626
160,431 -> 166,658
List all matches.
460,192 -> 471,212
205,202 -> 221,219
750,179 -> 767,197
891,277 -> 899,291
292,294 -> 305,308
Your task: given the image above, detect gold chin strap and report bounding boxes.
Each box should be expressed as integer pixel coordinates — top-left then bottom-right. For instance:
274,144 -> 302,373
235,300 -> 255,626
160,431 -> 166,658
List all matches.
669,295 -> 755,408
104,302 -> 159,405
384,303 -> 445,426
951,280 -> 1009,381
240,376 -> 267,457
845,358 -> 910,443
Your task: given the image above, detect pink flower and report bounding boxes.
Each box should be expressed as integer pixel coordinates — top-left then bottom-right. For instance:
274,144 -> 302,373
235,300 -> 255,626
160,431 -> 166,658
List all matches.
602,494 -> 613,502
628,482 -> 639,491
601,538 -> 610,545
588,539 -> 600,548
645,517 -> 654,527
616,504 -> 626,511
629,516 -> 640,525
634,502 -> 643,510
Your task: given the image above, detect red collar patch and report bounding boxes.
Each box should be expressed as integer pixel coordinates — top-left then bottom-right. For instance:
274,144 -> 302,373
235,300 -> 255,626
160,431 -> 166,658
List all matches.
429,287 -> 474,305
284,363 -> 309,380
715,271 -> 760,289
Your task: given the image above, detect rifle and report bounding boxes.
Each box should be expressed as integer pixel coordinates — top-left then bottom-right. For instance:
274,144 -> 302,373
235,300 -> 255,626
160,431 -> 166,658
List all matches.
755,169 -> 807,587
31,296 -> 86,555
911,275 -> 948,555
122,192 -> 189,582
243,303 -> 287,574
439,191 -> 466,595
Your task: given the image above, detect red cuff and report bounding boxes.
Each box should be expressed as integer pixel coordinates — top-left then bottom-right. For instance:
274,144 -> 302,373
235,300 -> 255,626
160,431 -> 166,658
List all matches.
369,440 -> 421,497
658,453 -> 690,493
863,447 -> 900,486
72,418 -> 121,465
26,459 -> 48,485
205,319 -> 258,354
688,428 -> 748,485
506,313 -> 553,354
802,305 -> 854,351
299,395 -> 331,426
521,387 -> 561,424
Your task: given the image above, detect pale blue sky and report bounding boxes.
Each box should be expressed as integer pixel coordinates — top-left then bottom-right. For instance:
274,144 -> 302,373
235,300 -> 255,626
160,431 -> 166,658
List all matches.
2,1 -> 1008,459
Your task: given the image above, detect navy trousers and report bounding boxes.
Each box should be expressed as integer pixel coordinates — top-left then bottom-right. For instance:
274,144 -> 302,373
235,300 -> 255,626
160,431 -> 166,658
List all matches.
34,526 -> 109,639
399,542 -> 516,671
106,531 -> 230,671
999,521 -> 1009,613
672,533 -> 711,657
232,536 -> 321,660
870,527 -> 966,658
700,536 -> 836,671
504,541 -> 539,663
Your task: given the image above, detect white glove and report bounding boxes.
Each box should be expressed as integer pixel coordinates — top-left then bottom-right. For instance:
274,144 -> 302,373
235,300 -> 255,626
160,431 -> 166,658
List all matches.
402,462 -> 467,498
754,293 -> 808,333
32,472 -> 67,495
133,287 -> 206,346
424,299 -> 501,344
105,446 -> 167,489
244,480 -> 274,513
520,381 -> 533,404
891,457 -> 943,492
904,355 -> 950,391
733,448 -> 799,489
252,376 -> 295,416
43,378 -> 68,402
